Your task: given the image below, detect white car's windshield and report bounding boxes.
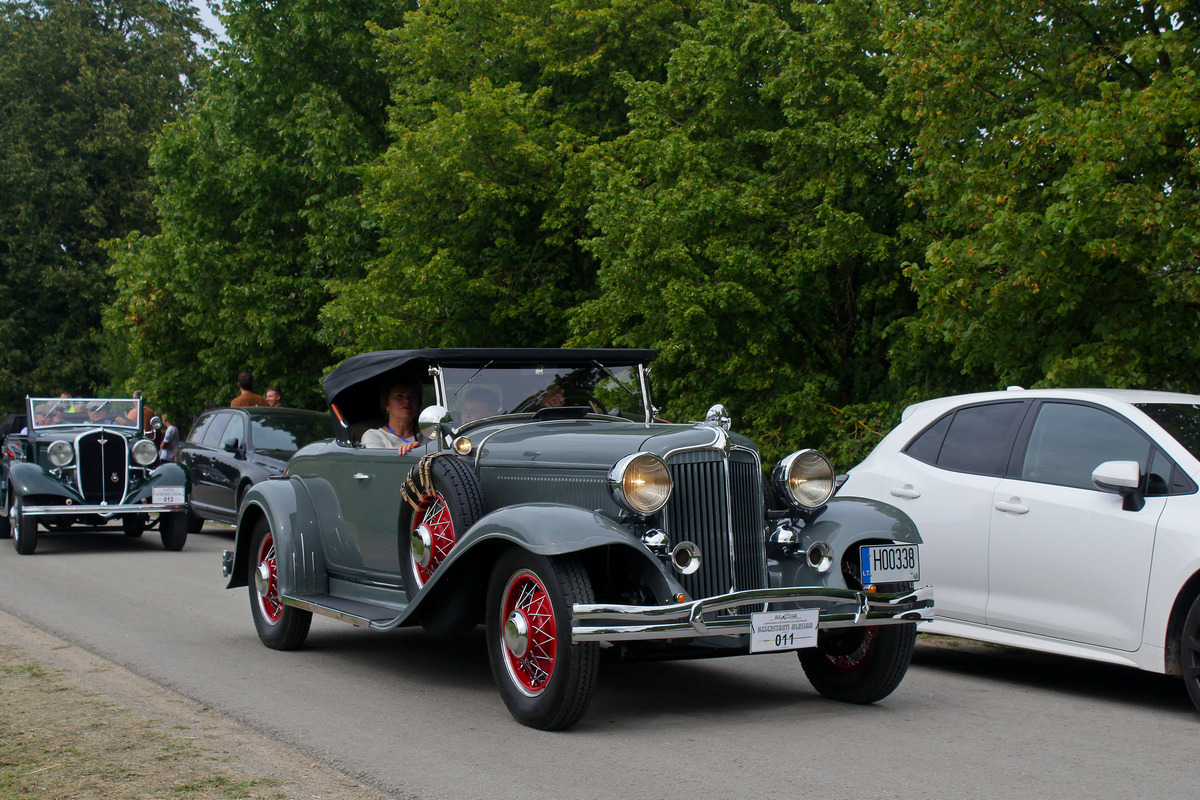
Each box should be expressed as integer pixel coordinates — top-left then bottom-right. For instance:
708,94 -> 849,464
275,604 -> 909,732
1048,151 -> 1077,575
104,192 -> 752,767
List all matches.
441,363 -> 648,425
28,397 -> 140,430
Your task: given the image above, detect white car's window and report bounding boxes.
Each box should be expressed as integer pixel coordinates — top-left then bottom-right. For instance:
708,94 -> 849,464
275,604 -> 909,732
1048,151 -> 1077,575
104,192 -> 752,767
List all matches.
907,401 -> 1025,476
1020,402 -> 1151,490
1137,403 -> 1200,461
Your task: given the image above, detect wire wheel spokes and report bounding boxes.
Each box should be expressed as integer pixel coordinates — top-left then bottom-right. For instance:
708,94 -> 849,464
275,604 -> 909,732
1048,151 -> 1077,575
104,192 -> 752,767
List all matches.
501,570 -> 558,695
411,492 -> 456,585
255,534 -> 282,623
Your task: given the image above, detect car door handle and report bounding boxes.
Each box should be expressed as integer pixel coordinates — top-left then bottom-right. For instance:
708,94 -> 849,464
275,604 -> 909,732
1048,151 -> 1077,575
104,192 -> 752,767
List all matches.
889,486 -> 921,499
995,500 -> 1029,514
352,473 -> 371,481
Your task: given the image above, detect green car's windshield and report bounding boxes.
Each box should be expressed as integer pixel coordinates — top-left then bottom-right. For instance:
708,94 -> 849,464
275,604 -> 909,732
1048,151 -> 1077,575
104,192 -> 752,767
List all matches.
249,413 -> 334,459
27,397 -> 140,430
441,363 -> 648,425
1136,403 -> 1200,461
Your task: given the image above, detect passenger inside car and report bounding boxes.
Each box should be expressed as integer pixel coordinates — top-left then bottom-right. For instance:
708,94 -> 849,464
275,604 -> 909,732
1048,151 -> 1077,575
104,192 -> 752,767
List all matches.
361,378 -> 424,455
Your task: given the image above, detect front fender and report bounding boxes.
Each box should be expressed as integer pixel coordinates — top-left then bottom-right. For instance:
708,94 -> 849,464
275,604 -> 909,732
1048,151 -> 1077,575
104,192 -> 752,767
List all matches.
773,496 -> 923,590
7,462 -> 82,502
387,503 -> 682,628
228,476 -> 330,594
126,462 -> 190,502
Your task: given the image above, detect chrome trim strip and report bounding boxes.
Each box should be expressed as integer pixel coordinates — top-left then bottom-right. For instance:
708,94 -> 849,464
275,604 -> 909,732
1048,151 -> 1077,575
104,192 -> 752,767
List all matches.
282,596 -> 374,628
23,503 -> 185,515
327,572 -> 406,591
571,585 -> 933,642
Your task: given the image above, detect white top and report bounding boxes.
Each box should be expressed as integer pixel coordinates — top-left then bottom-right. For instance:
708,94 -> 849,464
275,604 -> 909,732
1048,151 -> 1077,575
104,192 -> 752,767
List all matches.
360,426 -> 419,449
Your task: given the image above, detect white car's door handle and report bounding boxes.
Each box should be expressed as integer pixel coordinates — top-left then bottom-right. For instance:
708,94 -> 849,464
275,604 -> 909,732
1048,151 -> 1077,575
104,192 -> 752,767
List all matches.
352,473 -> 371,481
995,500 -> 1029,514
889,486 -> 921,499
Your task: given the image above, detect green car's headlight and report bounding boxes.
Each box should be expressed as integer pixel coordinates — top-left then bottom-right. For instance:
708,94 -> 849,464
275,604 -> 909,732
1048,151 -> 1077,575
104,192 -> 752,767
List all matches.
48,440 -> 74,467
771,449 -> 835,509
608,452 -> 673,516
131,439 -> 158,466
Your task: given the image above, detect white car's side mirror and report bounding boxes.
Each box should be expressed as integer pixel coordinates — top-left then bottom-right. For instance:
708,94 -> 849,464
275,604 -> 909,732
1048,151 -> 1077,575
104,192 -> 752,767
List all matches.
1092,460 -> 1141,492
1092,460 -> 1145,511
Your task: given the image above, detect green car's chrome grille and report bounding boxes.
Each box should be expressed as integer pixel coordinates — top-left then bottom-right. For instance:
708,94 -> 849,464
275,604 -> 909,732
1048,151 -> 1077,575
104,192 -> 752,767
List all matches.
663,450 -> 766,611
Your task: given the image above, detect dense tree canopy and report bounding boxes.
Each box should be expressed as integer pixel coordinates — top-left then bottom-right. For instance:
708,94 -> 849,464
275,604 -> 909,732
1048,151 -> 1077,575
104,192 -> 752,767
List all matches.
890,0 -> 1200,393
90,0 -> 1200,459
105,0 -> 410,421
0,0 -> 205,406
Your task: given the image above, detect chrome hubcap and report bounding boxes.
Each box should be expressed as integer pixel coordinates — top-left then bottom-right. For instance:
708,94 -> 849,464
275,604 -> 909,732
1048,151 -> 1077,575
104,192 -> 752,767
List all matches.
411,524 -> 433,568
255,561 -> 272,596
504,610 -> 530,659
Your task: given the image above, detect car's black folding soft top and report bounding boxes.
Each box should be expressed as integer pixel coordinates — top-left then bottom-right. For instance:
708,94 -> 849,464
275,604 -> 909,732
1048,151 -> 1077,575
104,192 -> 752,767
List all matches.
322,348 -> 656,423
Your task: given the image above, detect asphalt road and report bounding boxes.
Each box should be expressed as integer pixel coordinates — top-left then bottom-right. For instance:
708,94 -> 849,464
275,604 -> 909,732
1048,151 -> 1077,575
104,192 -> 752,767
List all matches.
1,524 -> 1196,800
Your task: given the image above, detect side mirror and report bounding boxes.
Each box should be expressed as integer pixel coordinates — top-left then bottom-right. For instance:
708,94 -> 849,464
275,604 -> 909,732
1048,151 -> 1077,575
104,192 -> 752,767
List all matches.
1092,460 -> 1144,511
418,405 -> 452,449
222,437 -> 242,454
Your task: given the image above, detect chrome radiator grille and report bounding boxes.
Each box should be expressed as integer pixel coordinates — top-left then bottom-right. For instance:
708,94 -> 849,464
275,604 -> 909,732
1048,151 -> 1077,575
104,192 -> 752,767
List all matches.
663,449 -> 766,608
76,431 -> 128,504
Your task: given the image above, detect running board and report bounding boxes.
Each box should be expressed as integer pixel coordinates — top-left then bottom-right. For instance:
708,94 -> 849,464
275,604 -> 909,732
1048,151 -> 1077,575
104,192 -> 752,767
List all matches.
283,593 -> 405,628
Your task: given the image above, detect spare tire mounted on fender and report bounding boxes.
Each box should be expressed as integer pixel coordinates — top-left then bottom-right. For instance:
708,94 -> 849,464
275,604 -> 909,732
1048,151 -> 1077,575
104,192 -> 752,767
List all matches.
399,453 -> 485,599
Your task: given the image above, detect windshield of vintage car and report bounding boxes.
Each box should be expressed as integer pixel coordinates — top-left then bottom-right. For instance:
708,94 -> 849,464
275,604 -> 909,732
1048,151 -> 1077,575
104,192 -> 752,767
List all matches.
249,413 -> 334,459
1136,403 -> 1200,461
28,397 -> 139,429
442,363 -> 648,424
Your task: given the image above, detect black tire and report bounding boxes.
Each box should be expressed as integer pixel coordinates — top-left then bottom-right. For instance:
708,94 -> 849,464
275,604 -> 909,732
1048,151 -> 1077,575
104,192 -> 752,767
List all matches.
159,512 -> 188,551
11,496 -> 38,555
1182,594 -> 1200,712
124,515 -> 145,538
485,549 -> 598,730
798,623 -> 917,704
248,517 -> 312,650
186,507 -> 204,533
399,455 -> 485,636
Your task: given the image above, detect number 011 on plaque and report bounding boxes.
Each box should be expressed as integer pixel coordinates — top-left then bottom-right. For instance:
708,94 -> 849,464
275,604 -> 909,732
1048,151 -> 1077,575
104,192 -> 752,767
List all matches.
749,609 -> 818,653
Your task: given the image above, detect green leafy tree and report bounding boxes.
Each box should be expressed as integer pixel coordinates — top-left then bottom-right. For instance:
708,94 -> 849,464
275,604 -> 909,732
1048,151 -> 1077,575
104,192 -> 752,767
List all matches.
105,0 -> 409,422
573,0 -> 921,465
0,0 -> 205,406
890,0 -> 1200,391
320,0 -> 696,354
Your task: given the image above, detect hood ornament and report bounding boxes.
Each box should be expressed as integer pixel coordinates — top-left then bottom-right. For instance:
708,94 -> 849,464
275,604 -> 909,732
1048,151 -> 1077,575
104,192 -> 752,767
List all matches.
703,404 -> 731,432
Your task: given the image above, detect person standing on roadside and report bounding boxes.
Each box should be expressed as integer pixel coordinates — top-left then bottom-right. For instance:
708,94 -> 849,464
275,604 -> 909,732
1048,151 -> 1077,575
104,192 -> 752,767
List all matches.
159,415 -> 180,463
265,386 -> 283,407
231,372 -> 266,407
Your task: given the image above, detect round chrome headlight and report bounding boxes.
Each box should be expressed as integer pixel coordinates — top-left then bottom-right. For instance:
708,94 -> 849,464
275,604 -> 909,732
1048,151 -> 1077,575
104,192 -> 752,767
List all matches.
608,452 -> 673,516
47,440 -> 74,468
771,449 -> 835,509
131,439 -> 158,466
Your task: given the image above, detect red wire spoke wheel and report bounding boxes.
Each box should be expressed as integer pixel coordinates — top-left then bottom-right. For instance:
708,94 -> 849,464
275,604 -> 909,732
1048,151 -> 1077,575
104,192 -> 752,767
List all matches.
486,549 -> 599,730
500,569 -> 558,694
409,491 -> 456,587
248,518 -> 311,650
254,531 -> 283,624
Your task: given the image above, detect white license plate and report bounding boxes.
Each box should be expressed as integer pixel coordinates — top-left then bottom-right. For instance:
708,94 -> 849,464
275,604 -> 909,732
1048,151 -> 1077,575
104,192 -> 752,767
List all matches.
152,486 -> 185,504
749,609 -> 818,653
860,544 -> 920,584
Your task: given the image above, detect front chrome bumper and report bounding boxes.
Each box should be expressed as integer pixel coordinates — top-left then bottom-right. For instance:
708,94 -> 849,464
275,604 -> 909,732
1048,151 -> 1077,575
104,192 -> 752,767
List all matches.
22,503 -> 186,517
572,584 -> 933,643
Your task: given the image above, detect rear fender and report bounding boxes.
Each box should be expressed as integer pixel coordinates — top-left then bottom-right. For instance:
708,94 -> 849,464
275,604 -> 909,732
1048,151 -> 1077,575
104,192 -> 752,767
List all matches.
228,477 -> 330,594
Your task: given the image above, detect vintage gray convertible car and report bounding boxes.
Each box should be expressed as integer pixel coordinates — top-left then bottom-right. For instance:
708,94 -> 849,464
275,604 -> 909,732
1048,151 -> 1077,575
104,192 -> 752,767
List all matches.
2,396 -> 189,554
222,349 -> 933,729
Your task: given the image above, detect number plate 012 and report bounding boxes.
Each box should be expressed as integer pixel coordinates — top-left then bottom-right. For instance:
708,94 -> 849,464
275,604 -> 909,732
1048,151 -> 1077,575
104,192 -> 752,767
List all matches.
860,544 -> 920,584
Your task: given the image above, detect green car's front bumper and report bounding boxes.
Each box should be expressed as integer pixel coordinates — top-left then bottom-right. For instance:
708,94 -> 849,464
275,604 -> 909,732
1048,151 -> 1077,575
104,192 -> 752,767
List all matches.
571,584 -> 933,643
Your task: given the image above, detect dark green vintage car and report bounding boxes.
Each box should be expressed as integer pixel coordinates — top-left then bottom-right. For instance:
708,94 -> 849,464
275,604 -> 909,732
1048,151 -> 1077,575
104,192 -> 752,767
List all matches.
2,396 -> 190,554
222,348 -> 932,729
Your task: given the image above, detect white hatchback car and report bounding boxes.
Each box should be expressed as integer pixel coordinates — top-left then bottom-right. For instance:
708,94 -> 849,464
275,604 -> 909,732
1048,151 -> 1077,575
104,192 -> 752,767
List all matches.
840,388 -> 1200,710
